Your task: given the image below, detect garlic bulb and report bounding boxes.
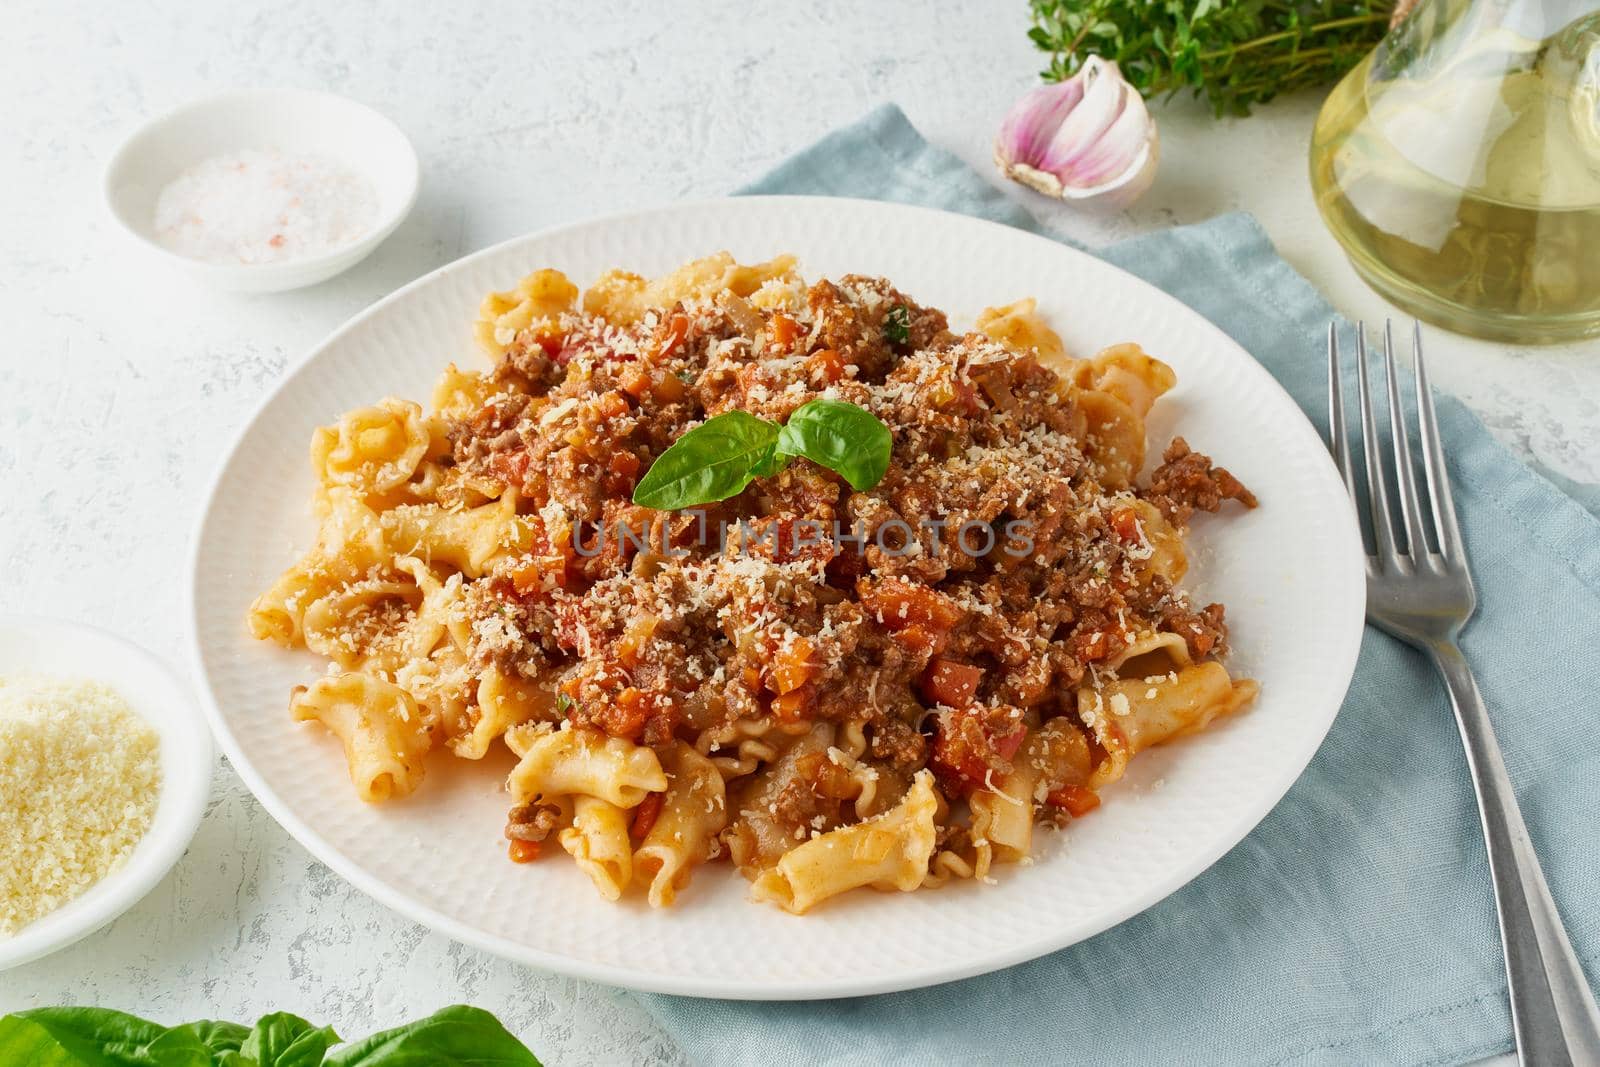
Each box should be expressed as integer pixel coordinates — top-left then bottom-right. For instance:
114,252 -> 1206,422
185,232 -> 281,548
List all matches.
994,57 -> 1159,211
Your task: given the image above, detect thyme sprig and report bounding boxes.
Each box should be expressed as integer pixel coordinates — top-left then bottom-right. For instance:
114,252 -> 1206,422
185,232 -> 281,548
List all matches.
1029,0 -> 1394,116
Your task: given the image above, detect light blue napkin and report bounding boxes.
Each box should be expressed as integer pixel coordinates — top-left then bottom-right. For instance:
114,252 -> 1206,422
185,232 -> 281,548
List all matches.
632,104 -> 1600,1066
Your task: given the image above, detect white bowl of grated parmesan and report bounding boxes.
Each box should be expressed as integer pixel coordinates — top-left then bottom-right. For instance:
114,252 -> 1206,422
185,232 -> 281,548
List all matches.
0,617 -> 212,972
103,88 -> 419,293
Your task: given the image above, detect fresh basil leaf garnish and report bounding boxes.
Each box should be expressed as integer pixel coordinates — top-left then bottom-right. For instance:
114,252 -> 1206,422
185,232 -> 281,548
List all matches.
632,411 -> 784,510
883,304 -> 911,345
776,399 -> 892,491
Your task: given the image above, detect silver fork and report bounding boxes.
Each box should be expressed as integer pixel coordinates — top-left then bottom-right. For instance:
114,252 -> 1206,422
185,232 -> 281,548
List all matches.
1328,321 -> 1600,1065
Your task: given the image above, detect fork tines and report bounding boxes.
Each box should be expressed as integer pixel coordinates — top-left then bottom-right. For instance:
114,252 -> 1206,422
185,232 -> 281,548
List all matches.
1326,320 -> 1464,574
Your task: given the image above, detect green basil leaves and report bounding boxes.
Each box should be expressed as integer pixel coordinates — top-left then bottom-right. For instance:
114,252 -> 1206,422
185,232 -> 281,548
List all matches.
631,399 -> 893,510
0,1005 -> 540,1067
775,398 -> 892,491
631,410 -> 783,510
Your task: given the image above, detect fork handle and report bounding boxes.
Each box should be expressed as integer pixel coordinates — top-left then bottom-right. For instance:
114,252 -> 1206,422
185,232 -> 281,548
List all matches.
1429,642 -> 1600,1065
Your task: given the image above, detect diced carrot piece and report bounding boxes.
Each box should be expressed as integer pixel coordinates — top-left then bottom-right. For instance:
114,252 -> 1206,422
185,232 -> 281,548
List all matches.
508,839 -> 542,863
630,791 -> 664,840
807,347 -> 845,383
653,370 -> 687,403
1047,784 -> 1101,818
649,312 -> 690,361
859,578 -> 963,631
769,637 -> 816,695
770,687 -> 812,722
597,687 -> 652,739
619,365 -> 652,399
510,562 -> 546,596
769,312 -> 802,349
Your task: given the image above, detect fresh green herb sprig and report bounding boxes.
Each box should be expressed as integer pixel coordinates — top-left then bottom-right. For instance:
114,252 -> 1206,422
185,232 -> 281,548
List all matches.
1028,0 -> 1393,116
0,1004 -> 541,1067
632,398 -> 892,511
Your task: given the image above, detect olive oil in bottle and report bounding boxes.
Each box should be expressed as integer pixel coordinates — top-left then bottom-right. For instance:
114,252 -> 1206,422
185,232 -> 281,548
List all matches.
1310,0 -> 1600,344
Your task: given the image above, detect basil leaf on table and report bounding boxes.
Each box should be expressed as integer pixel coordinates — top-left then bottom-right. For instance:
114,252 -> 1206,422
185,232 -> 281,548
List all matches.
323,1005 -> 540,1067
173,1020 -> 250,1055
0,1008 -> 211,1067
240,1012 -> 339,1067
632,410 -> 783,509
776,398 -> 892,491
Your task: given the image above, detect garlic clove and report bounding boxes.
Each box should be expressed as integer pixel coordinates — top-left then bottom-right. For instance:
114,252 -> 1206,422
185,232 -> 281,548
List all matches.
994,56 -> 1160,211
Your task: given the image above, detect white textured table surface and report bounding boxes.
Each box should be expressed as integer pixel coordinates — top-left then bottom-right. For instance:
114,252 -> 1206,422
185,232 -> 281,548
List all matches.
1,2 -> 1593,1063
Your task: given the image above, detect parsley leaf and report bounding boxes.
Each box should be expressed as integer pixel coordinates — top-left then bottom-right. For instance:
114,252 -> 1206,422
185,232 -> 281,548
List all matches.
883,305 -> 911,345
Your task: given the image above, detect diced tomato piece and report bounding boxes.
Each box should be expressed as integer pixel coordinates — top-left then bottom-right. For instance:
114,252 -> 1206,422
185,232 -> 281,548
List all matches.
768,312 -> 802,349
918,657 -> 983,708
1109,505 -> 1141,543
534,330 -> 566,360
630,792 -> 664,840
771,517 -> 835,568
929,706 -> 1028,797
489,449 -> 532,487
1047,784 -> 1102,818
928,707 -> 994,797
1076,630 -> 1112,662
507,839 -> 542,863
605,450 -> 642,495
993,724 -> 1027,762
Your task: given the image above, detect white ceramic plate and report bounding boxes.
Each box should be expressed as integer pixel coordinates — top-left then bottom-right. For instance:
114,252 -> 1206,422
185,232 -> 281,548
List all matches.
190,196 -> 1365,999
0,618 -> 213,972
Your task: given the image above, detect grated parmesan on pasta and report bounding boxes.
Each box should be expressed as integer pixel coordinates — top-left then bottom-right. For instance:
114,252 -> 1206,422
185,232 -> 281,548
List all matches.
0,675 -> 162,936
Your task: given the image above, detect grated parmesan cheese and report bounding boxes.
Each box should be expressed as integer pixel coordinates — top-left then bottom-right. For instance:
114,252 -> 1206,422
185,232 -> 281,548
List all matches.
0,676 -> 162,936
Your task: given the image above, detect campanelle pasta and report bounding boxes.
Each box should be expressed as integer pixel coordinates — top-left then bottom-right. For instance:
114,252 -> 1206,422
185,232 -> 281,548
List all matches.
249,253 -> 1258,912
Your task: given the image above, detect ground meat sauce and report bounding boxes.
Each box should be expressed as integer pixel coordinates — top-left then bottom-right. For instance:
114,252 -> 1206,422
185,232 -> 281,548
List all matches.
453,275 -> 1254,850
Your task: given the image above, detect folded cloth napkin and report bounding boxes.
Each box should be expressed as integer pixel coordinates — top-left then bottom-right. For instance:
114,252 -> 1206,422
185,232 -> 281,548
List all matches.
631,104 -> 1600,1067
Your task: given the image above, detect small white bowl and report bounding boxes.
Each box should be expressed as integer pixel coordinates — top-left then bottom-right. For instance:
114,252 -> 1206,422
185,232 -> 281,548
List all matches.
103,88 -> 419,293
0,617 -> 213,972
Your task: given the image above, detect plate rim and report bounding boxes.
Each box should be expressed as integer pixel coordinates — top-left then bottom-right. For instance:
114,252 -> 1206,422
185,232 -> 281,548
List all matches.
187,194 -> 1367,999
